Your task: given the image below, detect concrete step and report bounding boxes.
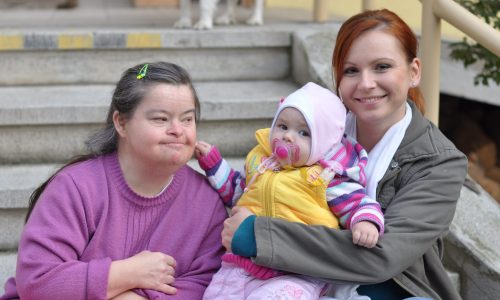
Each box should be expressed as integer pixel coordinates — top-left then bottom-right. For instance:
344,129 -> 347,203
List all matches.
0,251 -> 16,293
444,179 -> 500,300
0,27 -> 292,85
0,164 -> 63,250
0,79 -> 299,163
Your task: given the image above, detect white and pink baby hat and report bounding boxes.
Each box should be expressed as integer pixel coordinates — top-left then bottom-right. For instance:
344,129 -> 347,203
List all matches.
270,82 -> 346,166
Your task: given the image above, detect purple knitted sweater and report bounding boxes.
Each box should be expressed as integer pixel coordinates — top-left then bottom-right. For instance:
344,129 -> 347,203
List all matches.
1,153 -> 227,300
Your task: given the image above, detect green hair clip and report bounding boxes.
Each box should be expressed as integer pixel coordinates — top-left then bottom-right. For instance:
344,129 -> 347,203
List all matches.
137,64 -> 149,79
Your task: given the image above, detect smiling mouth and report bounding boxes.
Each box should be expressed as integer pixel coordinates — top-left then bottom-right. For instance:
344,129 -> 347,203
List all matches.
356,95 -> 386,103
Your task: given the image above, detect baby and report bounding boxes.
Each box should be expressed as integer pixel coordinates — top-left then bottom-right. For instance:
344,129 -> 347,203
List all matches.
196,82 -> 384,299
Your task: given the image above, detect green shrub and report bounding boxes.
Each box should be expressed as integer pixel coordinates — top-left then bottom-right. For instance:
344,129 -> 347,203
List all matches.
449,0 -> 500,86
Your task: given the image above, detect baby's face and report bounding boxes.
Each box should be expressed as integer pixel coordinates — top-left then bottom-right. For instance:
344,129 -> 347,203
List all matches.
271,107 -> 311,167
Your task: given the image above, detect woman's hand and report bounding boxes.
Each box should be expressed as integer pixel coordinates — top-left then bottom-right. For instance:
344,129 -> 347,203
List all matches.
108,250 -> 177,298
351,221 -> 380,248
128,250 -> 177,292
222,206 -> 254,252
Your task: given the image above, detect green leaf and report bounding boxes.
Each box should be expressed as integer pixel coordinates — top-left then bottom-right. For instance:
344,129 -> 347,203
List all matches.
449,0 -> 500,86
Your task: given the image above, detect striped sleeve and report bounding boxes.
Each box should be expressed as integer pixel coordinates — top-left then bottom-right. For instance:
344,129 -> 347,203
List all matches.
197,146 -> 246,207
325,137 -> 385,235
327,180 -> 384,234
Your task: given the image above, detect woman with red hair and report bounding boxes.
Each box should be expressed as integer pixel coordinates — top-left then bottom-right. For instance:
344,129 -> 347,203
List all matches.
222,9 -> 467,300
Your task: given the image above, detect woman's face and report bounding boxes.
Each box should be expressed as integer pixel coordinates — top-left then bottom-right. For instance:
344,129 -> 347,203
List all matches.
338,29 -> 420,129
116,83 -> 197,170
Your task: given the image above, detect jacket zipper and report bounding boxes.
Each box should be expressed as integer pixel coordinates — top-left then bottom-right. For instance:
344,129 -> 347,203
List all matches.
377,160 -> 421,297
263,171 -> 279,217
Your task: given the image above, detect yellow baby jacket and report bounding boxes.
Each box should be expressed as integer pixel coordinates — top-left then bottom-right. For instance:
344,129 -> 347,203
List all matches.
239,128 -> 340,229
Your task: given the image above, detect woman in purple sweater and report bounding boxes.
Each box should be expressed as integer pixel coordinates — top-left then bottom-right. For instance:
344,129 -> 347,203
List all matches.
1,62 -> 227,300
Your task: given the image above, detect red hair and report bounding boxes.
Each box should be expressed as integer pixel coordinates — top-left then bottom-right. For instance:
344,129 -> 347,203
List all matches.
332,9 -> 425,114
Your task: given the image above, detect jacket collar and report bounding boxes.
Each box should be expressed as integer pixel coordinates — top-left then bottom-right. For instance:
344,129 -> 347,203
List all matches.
394,101 -> 439,163
255,128 -> 273,156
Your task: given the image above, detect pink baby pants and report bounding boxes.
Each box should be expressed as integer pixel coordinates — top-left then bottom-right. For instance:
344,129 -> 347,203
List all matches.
203,262 -> 327,300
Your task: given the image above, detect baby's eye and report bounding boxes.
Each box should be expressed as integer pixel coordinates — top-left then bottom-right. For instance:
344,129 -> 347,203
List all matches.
299,130 -> 310,137
278,124 -> 288,131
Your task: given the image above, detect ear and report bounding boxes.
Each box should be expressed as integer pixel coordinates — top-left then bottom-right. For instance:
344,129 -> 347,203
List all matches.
113,111 -> 127,138
410,57 -> 422,86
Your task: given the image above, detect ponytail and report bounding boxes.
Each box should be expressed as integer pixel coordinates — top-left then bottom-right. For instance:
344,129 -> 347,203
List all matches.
25,155 -> 92,222
409,87 -> 425,115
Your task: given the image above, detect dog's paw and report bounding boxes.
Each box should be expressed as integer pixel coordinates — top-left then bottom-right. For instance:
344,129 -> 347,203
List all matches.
193,19 -> 213,30
246,15 -> 263,26
215,14 -> 237,25
174,18 -> 192,29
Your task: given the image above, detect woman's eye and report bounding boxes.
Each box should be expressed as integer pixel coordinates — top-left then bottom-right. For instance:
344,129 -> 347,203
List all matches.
343,67 -> 358,75
152,117 -> 168,123
375,63 -> 391,71
183,117 -> 194,124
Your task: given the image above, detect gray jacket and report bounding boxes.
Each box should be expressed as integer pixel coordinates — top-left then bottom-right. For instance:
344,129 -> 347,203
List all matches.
253,101 -> 467,299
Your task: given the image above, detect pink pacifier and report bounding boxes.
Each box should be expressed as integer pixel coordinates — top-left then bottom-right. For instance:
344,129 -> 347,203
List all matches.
272,138 -> 300,166
275,145 -> 289,159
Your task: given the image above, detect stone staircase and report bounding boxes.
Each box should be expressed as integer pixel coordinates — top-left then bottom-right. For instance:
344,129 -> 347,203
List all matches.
1,7 -> 500,299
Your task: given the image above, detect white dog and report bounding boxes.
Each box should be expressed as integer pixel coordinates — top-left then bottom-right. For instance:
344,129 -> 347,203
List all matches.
174,0 -> 264,30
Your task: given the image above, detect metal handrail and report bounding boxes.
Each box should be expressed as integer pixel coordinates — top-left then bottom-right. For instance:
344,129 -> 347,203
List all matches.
313,0 -> 500,125
420,0 -> 500,124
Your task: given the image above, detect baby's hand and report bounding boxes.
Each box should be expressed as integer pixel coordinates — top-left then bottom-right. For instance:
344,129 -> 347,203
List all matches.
195,141 -> 213,159
352,221 -> 379,248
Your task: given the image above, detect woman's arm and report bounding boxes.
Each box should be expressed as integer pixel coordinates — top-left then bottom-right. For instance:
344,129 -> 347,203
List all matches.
15,172 -> 112,300
227,148 -> 467,284
253,149 -> 467,283
137,188 -> 227,299
222,207 -> 255,253
15,171 -> 178,300
107,251 -> 177,298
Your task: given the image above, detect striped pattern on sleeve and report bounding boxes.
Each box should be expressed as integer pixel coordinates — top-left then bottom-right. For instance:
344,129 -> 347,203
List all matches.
324,136 -> 385,235
197,146 -> 246,207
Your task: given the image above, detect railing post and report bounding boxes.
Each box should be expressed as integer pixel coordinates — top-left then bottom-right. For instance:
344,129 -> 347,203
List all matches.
420,0 -> 441,125
362,0 -> 376,11
313,0 -> 329,22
